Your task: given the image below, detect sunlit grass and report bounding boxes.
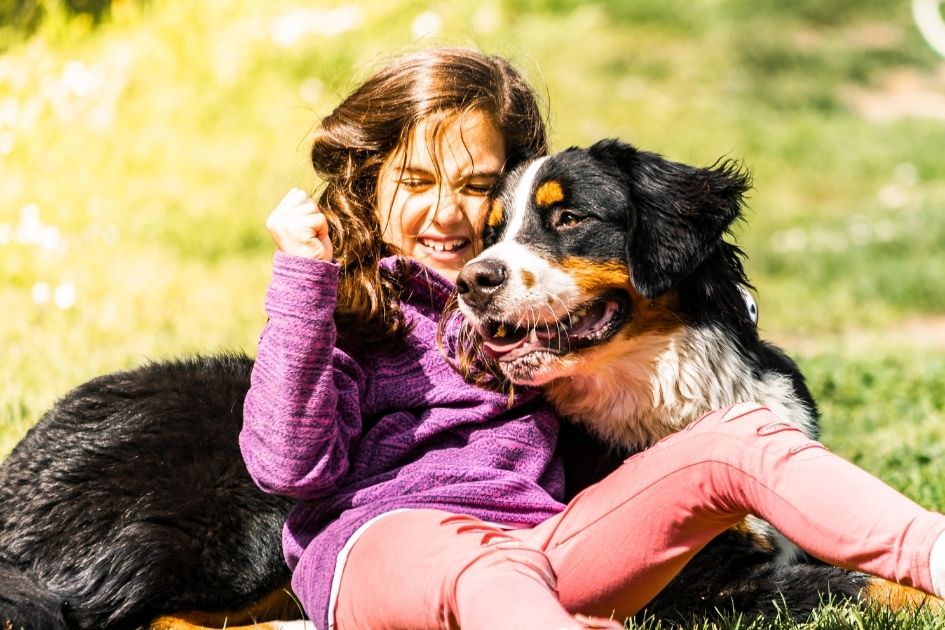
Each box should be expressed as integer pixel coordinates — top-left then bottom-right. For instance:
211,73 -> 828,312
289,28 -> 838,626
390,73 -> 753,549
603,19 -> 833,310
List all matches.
627,594 -> 945,629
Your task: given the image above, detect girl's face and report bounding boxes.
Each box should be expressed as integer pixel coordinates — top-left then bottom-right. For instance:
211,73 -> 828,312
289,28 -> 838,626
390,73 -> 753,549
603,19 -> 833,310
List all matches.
376,109 -> 506,283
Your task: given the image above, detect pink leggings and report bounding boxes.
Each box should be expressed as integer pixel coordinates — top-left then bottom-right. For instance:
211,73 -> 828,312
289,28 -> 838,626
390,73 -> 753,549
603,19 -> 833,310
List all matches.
334,404 -> 945,630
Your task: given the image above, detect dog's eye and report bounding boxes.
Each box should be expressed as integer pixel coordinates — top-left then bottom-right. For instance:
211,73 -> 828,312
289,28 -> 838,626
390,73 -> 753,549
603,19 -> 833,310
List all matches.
554,211 -> 584,229
483,226 -> 501,247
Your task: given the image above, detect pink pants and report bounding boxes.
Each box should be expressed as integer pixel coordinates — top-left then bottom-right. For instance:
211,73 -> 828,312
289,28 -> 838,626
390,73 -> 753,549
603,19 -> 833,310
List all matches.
334,404 -> 945,630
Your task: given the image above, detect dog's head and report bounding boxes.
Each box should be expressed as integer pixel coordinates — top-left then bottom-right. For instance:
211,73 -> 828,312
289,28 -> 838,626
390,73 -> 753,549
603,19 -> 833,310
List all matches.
456,139 -> 755,387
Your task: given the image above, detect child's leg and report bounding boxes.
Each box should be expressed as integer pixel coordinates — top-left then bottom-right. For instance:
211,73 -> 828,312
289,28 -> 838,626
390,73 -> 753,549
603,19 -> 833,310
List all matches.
333,508 -> 622,630
520,403 -> 945,619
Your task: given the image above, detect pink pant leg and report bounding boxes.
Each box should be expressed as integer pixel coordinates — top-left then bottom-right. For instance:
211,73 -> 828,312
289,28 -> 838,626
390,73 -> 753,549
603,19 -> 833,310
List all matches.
520,403 -> 945,618
333,509 -> 616,630
332,404 -> 945,628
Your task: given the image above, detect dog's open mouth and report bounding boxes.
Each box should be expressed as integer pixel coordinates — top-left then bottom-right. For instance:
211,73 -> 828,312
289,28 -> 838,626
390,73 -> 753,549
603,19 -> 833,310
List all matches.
478,291 -> 630,361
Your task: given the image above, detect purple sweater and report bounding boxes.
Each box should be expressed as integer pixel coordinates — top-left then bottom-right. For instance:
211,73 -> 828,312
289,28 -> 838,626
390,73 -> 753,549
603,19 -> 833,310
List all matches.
240,253 -> 566,628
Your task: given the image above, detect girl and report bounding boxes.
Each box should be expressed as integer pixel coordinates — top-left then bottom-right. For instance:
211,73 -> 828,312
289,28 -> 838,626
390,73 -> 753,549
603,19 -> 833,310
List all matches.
239,47 -> 945,630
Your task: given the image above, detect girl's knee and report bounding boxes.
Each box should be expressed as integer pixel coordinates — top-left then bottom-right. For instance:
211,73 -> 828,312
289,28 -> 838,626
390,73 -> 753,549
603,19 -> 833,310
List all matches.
694,402 -> 803,438
664,403 -> 825,471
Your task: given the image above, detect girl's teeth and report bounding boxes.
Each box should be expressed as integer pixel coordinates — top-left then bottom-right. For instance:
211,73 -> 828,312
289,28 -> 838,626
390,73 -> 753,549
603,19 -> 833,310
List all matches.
421,238 -> 466,252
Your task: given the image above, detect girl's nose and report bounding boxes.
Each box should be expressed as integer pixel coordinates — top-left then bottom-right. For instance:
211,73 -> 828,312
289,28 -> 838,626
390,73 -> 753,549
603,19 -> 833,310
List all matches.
431,188 -> 467,227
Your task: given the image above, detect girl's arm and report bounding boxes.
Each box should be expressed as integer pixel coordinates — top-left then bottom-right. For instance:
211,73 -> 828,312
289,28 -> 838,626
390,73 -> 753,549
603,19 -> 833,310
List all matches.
240,253 -> 363,499
240,189 -> 358,499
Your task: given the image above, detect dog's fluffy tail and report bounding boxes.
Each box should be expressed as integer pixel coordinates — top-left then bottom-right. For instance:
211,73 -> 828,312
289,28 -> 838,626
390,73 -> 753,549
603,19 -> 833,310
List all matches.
0,561 -> 71,630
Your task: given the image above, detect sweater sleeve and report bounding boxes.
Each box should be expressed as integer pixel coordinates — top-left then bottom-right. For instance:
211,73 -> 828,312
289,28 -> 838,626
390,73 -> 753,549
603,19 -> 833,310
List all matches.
240,252 -> 364,500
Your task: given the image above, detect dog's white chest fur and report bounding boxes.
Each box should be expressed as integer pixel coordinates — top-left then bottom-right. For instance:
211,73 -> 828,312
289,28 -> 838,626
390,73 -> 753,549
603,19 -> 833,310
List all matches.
546,325 -> 816,450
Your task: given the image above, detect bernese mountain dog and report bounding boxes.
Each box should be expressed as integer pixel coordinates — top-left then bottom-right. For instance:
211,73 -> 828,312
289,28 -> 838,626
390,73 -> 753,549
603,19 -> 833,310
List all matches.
455,138 -> 938,619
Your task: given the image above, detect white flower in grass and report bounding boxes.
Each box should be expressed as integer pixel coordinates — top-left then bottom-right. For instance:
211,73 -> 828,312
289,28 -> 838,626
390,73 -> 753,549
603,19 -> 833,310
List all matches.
0,130 -> 14,155
16,204 -> 43,245
878,183 -> 908,209
62,61 -> 99,98
316,5 -> 365,35
0,223 -> 10,244
0,97 -> 20,131
299,77 -> 324,104
13,204 -> 66,253
32,282 -> 51,305
42,59 -> 123,130
40,225 -> 62,253
412,11 -> 443,38
54,282 -> 77,310
473,6 -> 501,34
270,6 -> 364,47
772,227 -> 808,253
810,228 -> 847,253
892,162 -> 919,187
847,216 -> 872,246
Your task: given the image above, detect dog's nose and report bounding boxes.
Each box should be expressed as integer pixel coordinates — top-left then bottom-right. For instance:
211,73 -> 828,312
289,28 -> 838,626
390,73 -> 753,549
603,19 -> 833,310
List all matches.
456,258 -> 507,309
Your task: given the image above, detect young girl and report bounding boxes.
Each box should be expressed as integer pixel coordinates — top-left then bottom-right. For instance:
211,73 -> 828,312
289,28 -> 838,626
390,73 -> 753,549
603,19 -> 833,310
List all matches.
240,47 -> 945,630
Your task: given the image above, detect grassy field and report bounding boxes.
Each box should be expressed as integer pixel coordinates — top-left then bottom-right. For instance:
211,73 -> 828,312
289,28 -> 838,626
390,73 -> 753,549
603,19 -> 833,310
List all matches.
2,0 -> 945,627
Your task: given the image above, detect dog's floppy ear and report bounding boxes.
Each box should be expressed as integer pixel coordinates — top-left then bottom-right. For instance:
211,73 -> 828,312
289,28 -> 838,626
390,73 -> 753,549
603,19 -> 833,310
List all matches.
588,139 -> 750,298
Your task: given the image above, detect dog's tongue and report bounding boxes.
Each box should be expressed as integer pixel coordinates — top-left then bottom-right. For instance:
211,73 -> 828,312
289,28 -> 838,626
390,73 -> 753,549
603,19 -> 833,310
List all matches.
482,328 -> 529,359
482,326 -> 564,360
479,300 -> 618,361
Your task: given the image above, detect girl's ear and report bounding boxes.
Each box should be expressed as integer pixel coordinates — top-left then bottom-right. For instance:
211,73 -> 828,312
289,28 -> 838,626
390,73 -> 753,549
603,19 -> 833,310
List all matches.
588,139 -> 751,299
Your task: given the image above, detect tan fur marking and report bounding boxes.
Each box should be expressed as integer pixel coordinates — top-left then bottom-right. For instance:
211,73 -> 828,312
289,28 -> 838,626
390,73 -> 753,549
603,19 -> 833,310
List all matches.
534,180 -> 565,207
861,577 -> 945,612
487,199 -> 505,228
150,583 -> 303,629
556,258 -> 631,293
729,519 -> 775,552
521,269 -> 536,289
556,257 -> 682,338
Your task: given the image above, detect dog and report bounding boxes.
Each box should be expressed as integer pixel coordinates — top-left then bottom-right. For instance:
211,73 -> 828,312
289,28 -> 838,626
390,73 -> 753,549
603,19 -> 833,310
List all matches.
0,355 -> 303,630
0,141 -> 933,629
454,138 -> 939,620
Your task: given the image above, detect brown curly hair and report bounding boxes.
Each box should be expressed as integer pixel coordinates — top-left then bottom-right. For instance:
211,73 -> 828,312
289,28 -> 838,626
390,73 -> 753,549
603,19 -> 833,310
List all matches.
309,47 -> 548,349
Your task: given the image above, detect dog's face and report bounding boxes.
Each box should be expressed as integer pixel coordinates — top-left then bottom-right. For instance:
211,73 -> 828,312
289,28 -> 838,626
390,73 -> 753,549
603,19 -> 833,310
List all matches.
456,139 -> 752,386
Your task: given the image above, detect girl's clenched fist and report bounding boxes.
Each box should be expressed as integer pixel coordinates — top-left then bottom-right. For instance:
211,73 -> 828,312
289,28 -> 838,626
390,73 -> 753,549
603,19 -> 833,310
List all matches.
266,188 -> 333,261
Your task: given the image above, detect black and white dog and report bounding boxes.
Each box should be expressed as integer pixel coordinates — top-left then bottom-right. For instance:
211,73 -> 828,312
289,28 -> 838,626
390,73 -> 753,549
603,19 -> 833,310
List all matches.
455,139 -> 936,618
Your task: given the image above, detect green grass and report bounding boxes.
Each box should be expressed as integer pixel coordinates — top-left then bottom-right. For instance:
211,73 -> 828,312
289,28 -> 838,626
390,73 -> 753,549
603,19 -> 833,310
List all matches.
629,596 -> 945,629
2,0 -> 945,626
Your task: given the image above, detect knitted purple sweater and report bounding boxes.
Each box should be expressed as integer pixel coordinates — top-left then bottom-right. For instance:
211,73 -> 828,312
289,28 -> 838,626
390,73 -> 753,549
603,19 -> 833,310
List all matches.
239,253 -> 566,628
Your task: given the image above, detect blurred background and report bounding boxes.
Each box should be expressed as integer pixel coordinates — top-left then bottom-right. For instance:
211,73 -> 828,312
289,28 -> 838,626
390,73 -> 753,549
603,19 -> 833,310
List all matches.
1,0 -> 944,505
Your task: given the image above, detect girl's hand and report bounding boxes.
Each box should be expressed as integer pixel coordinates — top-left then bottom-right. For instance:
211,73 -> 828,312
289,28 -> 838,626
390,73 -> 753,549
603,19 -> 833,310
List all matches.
266,188 -> 333,261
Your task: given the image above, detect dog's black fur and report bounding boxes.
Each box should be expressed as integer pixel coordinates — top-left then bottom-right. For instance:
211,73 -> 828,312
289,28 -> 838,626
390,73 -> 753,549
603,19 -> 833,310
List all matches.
0,355 -> 292,629
0,141 -> 911,628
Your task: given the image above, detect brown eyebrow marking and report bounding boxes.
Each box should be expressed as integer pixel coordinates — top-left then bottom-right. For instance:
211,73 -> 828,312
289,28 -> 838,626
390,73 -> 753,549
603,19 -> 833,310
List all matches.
487,199 -> 505,228
558,258 -> 631,292
535,180 -> 565,207
521,269 -> 536,288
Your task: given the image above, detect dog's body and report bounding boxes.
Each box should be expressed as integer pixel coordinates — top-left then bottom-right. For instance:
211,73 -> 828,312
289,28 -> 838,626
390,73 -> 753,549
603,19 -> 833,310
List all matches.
455,139 -> 937,618
0,140 -> 934,628
0,356 -> 298,630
